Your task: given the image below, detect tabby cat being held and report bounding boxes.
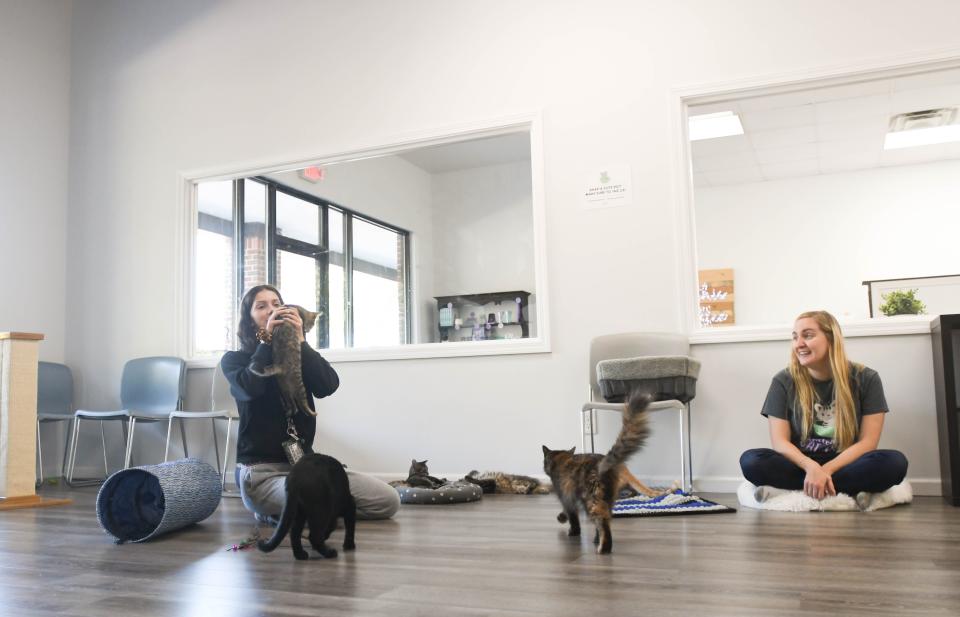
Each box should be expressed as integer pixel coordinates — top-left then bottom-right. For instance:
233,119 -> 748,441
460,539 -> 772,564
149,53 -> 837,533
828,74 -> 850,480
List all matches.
252,304 -> 319,416
542,390 -> 653,554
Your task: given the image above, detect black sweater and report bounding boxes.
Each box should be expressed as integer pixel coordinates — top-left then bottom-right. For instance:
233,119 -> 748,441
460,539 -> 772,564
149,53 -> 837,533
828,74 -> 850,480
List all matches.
221,342 -> 339,464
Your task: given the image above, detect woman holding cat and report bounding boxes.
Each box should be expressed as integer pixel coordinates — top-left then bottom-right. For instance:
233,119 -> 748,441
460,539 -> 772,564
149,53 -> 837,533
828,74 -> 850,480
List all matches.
739,310 -> 908,501
222,284 -> 400,522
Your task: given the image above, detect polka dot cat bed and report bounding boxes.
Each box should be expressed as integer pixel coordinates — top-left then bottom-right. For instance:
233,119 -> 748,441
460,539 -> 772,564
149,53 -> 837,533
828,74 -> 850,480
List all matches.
393,481 -> 483,504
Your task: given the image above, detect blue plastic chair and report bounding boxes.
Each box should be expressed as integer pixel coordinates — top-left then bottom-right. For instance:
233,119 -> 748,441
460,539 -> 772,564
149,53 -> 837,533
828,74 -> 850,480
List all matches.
164,361 -> 239,491
66,356 -> 186,485
36,362 -> 75,485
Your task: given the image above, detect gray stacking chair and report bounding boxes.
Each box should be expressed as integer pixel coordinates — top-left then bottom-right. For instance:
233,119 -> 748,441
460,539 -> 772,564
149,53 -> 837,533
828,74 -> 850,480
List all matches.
66,356 -> 186,485
36,362 -> 75,486
164,361 -> 239,492
581,332 -> 700,492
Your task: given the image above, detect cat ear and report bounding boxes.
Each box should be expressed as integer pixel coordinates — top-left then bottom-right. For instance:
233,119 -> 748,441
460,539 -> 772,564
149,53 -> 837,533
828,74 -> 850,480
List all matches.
566,447 -> 576,455
301,308 -> 319,333
542,445 -> 550,456
411,459 -> 417,465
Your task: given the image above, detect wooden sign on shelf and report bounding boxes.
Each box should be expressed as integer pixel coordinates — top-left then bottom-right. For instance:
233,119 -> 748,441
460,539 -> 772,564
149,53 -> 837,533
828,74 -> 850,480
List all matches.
698,268 -> 735,327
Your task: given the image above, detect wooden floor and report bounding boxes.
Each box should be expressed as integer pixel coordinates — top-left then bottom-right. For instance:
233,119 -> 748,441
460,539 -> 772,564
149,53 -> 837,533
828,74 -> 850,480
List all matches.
2,485 -> 959,617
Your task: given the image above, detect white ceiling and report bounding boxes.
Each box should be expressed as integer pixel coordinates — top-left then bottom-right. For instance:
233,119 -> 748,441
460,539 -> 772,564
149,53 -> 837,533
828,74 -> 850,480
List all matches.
398,131 -> 530,174
690,67 -> 960,188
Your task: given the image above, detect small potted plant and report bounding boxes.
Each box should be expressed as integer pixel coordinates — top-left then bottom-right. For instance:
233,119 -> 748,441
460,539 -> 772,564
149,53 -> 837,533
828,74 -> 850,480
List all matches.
879,288 -> 927,316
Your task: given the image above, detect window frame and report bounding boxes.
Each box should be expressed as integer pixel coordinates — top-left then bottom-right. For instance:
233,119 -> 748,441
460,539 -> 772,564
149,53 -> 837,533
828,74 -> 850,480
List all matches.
189,176 -> 411,358
668,55 -> 960,344
178,113 -> 551,366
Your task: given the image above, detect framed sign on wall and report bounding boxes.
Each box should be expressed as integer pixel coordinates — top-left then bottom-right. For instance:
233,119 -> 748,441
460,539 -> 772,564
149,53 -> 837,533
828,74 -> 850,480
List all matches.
698,268 -> 735,327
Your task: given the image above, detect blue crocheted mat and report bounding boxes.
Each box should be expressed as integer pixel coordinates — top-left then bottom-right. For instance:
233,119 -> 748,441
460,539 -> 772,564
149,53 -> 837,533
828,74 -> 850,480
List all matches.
613,489 -> 735,517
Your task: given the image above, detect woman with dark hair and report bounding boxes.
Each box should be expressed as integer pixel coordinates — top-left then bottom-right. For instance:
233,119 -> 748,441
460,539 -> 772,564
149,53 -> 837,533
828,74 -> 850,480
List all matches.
221,284 -> 399,522
740,310 -> 908,502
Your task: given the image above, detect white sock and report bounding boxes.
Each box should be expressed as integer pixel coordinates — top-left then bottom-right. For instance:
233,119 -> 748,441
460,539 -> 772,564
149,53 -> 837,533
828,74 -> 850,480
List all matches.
753,485 -> 792,502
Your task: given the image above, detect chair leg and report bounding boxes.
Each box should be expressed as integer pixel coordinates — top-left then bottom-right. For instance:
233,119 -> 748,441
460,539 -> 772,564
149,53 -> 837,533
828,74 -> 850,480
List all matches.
580,409 -> 586,455
677,406 -> 686,493
589,409 -> 596,454
100,421 -> 109,477
164,416 -> 175,462
124,417 -> 136,469
60,419 -> 73,480
684,401 -> 693,493
211,418 -> 222,475
179,418 -> 189,458
36,419 -> 44,488
66,417 -> 81,485
222,418 -> 233,490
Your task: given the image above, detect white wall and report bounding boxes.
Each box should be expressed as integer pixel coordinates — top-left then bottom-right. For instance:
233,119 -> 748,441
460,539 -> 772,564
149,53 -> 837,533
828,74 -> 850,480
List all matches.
0,0 -> 71,361
62,0 -> 960,490
696,160 -> 960,325
431,160 -> 534,296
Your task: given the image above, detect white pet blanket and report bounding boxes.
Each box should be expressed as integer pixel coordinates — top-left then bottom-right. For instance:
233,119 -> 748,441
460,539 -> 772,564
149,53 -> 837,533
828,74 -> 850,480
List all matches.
737,480 -> 912,512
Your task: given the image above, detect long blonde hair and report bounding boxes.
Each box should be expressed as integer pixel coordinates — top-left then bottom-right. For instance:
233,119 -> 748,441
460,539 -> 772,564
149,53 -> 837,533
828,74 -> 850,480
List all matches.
788,310 -> 861,451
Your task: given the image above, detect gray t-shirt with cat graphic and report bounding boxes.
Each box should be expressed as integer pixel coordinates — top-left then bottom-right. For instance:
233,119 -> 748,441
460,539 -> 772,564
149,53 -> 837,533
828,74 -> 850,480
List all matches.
761,364 -> 888,454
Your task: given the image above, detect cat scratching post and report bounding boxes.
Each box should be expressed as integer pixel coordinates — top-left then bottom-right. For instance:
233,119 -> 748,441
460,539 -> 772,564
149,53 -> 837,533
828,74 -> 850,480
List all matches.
0,332 -> 71,510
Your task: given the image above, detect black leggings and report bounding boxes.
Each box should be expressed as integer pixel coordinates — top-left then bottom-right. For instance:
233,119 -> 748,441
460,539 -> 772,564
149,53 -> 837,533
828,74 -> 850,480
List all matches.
740,448 -> 908,495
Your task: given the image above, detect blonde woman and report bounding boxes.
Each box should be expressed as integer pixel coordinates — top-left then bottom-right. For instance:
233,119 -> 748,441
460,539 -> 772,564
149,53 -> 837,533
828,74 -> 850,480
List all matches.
740,310 -> 907,499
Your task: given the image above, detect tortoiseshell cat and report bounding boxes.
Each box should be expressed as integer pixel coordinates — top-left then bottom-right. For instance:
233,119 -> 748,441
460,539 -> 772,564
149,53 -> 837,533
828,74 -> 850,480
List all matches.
257,453 -> 356,560
463,470 -> 552,494
405,459 -> 448,489
542,390 -> 653,554
251,304 -> 320,416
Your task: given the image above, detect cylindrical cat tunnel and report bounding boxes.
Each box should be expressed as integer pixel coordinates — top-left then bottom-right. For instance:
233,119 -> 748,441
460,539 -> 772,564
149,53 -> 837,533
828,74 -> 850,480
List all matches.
96,458 -> 222,543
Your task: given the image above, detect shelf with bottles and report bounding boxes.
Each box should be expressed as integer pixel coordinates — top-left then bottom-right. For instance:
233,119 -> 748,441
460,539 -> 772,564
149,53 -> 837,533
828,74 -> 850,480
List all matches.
435,291 -> 530,342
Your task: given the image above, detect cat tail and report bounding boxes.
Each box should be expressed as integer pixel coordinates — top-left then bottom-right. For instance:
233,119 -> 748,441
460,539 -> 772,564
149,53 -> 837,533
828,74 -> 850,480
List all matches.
296,390 -> 317,417
257,491 -> 296,553
598,390 -> 652,475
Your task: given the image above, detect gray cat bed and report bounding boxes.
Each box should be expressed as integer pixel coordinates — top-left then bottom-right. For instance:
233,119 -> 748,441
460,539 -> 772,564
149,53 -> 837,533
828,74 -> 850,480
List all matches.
96,457 -> 222,543
393,481 -> 483,504
597,355 -> 701,403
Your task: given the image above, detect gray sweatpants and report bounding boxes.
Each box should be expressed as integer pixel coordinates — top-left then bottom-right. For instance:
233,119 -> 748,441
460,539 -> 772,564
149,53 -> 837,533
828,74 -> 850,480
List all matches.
237,462 -> 401,521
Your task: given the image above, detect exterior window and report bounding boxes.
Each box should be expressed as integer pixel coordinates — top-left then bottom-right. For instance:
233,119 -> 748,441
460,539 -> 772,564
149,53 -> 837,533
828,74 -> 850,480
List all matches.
192,177 -> 410,356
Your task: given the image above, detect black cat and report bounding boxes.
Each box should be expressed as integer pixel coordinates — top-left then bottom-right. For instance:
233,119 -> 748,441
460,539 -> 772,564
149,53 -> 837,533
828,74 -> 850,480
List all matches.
257,453 -> 356,560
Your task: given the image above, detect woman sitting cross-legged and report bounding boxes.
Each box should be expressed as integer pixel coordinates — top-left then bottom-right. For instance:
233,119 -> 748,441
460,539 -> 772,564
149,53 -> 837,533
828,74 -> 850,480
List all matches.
740,310 -> 908,501
222,284 -> 400,524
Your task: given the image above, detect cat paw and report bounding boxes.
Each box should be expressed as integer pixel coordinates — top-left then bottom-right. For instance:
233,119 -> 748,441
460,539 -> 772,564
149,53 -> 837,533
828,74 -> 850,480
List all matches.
293,549 -> 310,561
556,512 -> 568,523
597,544 -> 612,555
319,547 -> 338,558
343,540 -> 356,551
567,528 -> 580,537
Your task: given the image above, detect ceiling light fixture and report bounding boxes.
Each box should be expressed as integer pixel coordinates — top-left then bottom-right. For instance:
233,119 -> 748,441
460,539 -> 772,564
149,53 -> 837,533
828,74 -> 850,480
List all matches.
688,111 -> 745,141
884,108 -> 960,150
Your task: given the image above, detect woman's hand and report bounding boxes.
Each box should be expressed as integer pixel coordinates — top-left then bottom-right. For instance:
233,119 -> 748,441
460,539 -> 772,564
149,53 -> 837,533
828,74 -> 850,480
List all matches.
266,307 -> 305,343
803,464 -> 836,500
